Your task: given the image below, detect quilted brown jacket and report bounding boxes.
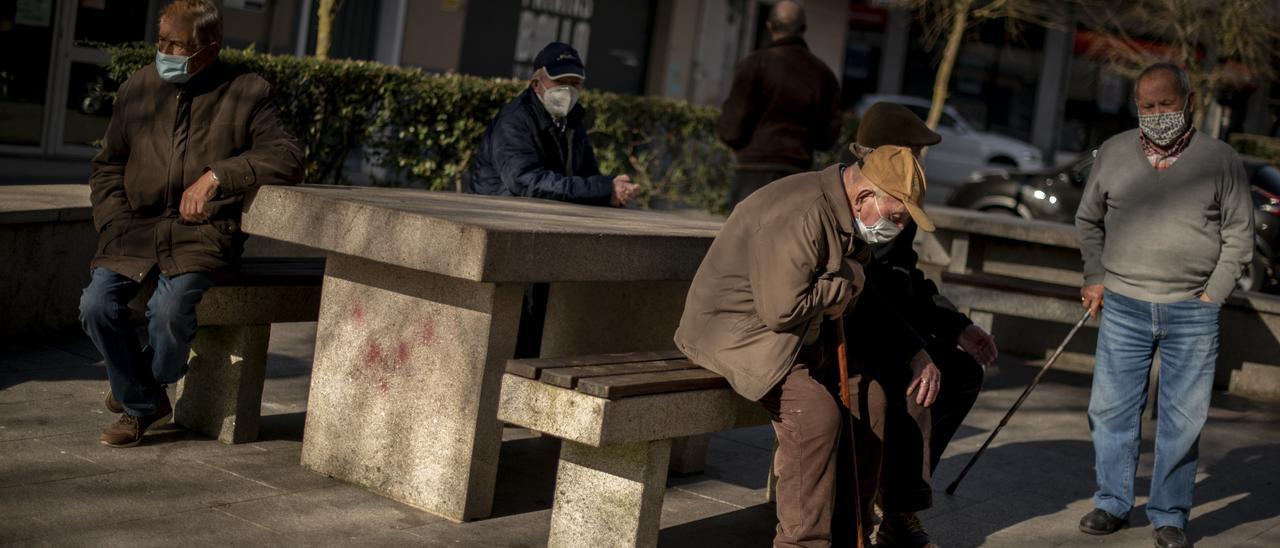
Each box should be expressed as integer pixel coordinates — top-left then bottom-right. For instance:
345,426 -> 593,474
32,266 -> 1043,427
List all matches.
88,60 -> 302,281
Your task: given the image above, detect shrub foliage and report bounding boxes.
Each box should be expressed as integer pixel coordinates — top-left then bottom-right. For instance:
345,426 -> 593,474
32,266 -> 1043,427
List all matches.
105,43 -> 735,212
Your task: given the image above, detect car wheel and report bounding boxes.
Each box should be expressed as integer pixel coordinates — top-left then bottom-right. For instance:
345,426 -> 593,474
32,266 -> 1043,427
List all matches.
1238,252 -> 1269,293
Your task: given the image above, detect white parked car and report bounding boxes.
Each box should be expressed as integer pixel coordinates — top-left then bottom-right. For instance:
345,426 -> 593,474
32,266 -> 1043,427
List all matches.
853,94 -> 1044,188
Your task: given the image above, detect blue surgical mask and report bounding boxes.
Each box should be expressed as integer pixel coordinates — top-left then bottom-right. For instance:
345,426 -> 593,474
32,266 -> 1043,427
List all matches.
155,49 -> 199,83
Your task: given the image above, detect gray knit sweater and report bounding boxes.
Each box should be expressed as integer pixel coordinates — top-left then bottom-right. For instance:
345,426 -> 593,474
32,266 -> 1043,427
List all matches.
1076,129 -> 1253,304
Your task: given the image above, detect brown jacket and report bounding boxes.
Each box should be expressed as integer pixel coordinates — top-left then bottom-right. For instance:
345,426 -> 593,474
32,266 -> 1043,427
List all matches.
88,60 -> 303,281
674,165 -> 864,401
717,36 -> 842,171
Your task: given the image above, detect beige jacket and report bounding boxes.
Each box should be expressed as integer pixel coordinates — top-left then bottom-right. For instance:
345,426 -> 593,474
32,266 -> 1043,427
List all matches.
675,164 -> 864,401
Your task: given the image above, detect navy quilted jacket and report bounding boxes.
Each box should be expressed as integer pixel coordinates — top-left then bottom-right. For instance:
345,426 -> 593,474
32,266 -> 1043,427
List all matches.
468,87 -> 613,205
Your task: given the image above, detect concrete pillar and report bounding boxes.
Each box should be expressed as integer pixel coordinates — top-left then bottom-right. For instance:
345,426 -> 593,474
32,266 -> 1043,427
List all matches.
876,8 -> 911,96
298,253 -> 524,522
175,324 -> 271,444
548,439 -> 673,548
1031,22 -> 1074,165
539,280 -> 711,475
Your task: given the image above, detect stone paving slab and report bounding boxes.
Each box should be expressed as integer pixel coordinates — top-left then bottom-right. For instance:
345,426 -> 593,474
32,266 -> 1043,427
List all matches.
1,322 -> 1278,547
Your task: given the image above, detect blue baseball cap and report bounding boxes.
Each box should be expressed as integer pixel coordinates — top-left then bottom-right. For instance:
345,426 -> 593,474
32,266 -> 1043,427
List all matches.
533,42 -> 586,81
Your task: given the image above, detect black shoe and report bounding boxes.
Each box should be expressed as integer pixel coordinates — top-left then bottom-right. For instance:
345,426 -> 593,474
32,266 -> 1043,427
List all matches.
1079,508 -> 1128,535
875,512 -> 938,548
1153,526 -> 1190,548
104,391 -> 123,414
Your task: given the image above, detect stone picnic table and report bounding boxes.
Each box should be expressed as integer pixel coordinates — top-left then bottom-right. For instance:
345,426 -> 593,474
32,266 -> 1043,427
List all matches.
240,185 -> 721,522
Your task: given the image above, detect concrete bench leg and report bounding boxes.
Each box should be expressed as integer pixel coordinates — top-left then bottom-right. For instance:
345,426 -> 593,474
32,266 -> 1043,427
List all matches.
549,438 -> 673,548
175,324 -> 270,444
668,434 -> 709,475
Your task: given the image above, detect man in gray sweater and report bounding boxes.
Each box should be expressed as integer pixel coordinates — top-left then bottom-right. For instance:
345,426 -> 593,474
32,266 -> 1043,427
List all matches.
1075,63 -> 1253,548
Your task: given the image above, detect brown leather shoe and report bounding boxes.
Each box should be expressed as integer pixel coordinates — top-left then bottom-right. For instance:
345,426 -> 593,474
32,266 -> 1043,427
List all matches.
100,396 -> 171,448
875,512 -> 939,548
104,391 -> 123,414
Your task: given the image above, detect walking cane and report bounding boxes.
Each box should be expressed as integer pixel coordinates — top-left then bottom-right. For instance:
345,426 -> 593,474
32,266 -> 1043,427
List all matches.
835,317 -> 867,548
945,309 -> 1092,495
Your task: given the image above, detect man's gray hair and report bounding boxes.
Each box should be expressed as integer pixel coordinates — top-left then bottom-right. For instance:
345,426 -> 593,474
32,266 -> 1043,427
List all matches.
1133,62 -> 1192,98
768,0 -> 806,36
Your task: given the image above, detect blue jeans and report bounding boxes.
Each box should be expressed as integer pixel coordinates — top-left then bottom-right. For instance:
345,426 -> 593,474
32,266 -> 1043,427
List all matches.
79,268 -> 214,416
1089,289 -> 1220,529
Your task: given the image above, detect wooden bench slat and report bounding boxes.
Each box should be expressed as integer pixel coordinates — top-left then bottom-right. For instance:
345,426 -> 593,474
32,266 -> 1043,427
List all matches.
540,359 -> 699,389
576,368 -> 729,399
506,350 -> 686,379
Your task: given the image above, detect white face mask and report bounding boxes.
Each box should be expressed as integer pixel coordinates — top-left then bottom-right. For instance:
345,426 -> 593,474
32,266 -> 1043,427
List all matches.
1138,100 -> 1191,147
539,84 -> 580,119
855,194 -> 902,245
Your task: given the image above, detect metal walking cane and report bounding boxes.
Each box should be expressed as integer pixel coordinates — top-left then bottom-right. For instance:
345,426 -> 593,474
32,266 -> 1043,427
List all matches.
945,309 -> 1092,495
835,317 -> 867,548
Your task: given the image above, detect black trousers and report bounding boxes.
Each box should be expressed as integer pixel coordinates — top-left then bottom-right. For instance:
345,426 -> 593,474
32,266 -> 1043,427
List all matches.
875,344 -> 985,513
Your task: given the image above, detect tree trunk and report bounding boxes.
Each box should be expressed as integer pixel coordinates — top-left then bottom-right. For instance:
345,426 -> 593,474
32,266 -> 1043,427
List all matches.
927,0 -> 972,131
316,0 -> 337,59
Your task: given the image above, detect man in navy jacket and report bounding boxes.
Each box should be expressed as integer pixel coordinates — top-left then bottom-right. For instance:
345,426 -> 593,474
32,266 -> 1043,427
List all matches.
468,42 -> 636,207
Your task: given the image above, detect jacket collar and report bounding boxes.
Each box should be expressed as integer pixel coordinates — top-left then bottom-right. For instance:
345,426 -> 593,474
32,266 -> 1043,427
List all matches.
766,35 -> 808,50
821,164 -> 855,236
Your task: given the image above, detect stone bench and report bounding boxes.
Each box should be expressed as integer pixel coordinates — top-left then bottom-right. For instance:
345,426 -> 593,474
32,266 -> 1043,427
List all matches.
939,270 -> 1090,332
497,351 -> 770,548
130,257 -> 324,443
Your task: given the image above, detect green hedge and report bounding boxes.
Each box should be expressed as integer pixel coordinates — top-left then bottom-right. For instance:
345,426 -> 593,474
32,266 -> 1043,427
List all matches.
105,44 -> 858,213
1230,133 -> 1280,165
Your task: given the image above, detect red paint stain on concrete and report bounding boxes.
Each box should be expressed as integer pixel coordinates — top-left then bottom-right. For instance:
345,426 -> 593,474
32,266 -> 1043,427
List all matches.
352,305 -> 366,324
376,379 -> 391,393
395,341 -> 410,369
363,341 -> 384,369
420,321 -> 436,345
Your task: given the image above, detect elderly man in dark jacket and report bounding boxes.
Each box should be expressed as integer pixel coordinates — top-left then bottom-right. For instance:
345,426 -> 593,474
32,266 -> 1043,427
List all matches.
80,0 -> 302,448
844,103 -> 995,548
718,0 -> 842,210
469,42 -> 636,207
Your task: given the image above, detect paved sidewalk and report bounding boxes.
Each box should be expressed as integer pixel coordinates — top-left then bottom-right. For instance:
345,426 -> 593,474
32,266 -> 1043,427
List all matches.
2,322 -> 1277,547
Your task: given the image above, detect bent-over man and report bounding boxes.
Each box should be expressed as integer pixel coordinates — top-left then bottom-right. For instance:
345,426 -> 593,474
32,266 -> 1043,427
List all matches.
676,145 -> 935,547
1075,62 -> 1252,548
81,0 -> 303,447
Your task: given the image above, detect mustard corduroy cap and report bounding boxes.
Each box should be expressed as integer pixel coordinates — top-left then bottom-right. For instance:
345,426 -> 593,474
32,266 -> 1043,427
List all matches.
860,145 -> 934,232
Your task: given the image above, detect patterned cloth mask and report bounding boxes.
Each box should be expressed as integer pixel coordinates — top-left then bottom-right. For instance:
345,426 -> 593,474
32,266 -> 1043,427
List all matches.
1138,102 -> 1190,147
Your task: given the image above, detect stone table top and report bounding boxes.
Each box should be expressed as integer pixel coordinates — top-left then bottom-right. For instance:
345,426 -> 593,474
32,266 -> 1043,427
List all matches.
242,185 -> 724,283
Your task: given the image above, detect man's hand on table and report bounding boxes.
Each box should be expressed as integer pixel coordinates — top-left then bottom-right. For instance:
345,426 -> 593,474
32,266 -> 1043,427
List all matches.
958,324 -> 998,367
180,170 -> 220,222
610,175 -> 638,207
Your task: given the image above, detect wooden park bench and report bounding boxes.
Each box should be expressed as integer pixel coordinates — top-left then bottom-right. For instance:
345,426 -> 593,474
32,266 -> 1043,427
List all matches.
497,350 -> 770,548
130,257 -> 324,443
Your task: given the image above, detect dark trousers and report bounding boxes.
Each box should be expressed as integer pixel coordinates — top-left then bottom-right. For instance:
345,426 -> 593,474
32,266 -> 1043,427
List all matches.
726,168 -> 802,211
760,343 -> 848,547
874,344 -> 985,513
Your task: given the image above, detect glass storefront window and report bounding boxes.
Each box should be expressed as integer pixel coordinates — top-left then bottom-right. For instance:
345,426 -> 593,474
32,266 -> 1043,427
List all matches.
0,0 -> 57,147
61,61 -> 113,147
